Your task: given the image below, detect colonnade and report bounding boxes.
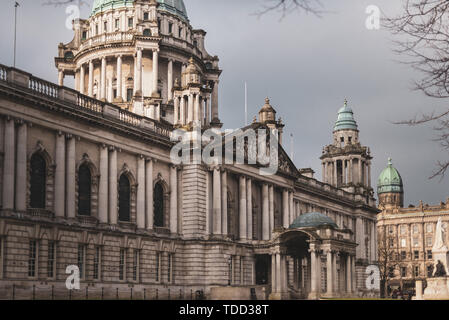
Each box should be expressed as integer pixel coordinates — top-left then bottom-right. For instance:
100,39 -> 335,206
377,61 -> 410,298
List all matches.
1,118 -> 179,233
173,92 -> 211,126
322,156 -> 371,188
209,168 -> 296,240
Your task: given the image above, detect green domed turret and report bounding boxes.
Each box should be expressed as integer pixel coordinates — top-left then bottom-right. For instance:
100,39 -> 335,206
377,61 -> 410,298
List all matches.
377,158 -> 403,194
333,100 -> 358,132
91,0 -> 189,21
377,158 -> 404,209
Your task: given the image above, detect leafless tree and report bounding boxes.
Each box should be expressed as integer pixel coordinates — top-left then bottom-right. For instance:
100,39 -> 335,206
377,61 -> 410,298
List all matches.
385,0 -> 449,179
377,229 -> 399,298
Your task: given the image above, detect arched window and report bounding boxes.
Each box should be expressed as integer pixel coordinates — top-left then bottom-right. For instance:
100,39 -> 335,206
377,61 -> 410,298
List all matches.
154,182 -> 164,227
119,174 -> 131,222
78,164 -> 91,216
143,29 -> 151,36
30,153 -> 46,209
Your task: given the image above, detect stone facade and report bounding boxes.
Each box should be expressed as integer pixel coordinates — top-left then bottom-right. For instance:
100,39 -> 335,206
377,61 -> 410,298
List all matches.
0,0 -> 379,300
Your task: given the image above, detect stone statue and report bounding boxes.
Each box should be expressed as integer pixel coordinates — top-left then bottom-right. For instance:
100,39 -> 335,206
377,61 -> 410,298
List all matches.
434,260 -> 447,277
433,218 -> 447,251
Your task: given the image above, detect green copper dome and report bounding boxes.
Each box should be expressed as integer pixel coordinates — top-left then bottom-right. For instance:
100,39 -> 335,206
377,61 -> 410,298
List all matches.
333,100 -> 358,132
377,158 -> 404,194
91,0 -> 189,21
289,212 -> 338,229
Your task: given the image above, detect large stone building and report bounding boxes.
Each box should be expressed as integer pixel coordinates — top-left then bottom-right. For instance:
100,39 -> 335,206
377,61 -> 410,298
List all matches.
377,159 -> 449,291
0,0 -> 379,300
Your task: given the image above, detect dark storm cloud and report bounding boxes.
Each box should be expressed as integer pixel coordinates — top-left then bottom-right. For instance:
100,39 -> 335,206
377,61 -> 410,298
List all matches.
0,0 -> 447,205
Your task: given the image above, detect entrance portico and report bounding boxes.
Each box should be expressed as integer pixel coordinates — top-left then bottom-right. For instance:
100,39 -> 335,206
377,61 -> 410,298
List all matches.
266,212 -> 357,300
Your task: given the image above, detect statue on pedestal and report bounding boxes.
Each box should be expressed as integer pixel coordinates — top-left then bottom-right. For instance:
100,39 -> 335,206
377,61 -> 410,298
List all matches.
434,260 -> 447,278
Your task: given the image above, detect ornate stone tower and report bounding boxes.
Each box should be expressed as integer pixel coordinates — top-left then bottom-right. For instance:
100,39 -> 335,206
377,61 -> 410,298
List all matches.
321,100 -> 373,194
258,98 -> 285,144
377,158 -> 404,210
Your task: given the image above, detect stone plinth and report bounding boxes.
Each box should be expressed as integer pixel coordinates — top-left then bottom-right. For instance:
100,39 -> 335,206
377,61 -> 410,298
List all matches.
423,277 -> 449,300
432,249 -> 449,276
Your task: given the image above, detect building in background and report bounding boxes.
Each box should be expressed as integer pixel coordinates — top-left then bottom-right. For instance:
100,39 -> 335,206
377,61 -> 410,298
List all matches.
377,158 -> 449,293
0,0 -> 379,300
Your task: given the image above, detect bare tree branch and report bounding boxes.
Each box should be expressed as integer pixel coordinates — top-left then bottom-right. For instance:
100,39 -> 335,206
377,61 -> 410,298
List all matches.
254,0 -> 325,19
385,0 -> 449,180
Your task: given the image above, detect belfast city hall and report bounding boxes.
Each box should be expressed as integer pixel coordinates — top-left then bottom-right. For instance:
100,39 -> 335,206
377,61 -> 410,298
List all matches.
0,0 -> 379,300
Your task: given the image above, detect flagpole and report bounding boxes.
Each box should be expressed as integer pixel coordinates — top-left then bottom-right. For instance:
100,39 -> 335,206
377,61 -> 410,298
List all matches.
14,2 -> 19,68
244,82 -> 248,126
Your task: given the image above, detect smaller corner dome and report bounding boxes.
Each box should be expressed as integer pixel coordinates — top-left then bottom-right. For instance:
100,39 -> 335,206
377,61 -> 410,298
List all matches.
289,212 -> 338,229
91,0 -> 134,16
334,100 -> 358,132
158,0 -> 189,21
377,158 -> 404,194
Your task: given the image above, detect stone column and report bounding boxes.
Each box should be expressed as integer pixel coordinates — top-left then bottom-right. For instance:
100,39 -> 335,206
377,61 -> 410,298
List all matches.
98,144 -> 108,223
188,94 -> 194,123
100,57 -> 106,100
152,49 -> 159,96
280,255 -> 287,295
14,121 -> 27,211
326,250 -> 334,295
173,96 -> 179,125
351,255 -> 356,293
211,80 -> 219,122
66,135 -> 76,218
107,77 -> 113,102
116,55 -> 122,100
282,190 -> 289,228
170,165 -> 178,234
271,254 -> 277,293
346,254 -> 352,294
88,60 -> 94,97
146,159 -> 154,230
371,220 -> 376,261
343,160 -> 347,185
109,147 -> 118,224
137,156 -> 146,229
54,132 -> 66,217
213,166 -> 222,235
348,158 -> 353,184
80,64 -> 85,95
180,96 -> 185,125
333,161 -> 338,186
322,162 -> 326,183
205,96 -> 210,125
194,94 -> 200,124
289,191 -> 294,224
358,158 -> 362,185
167,58 -> 173,101
58,70 -> 64,86
239,176 -> 247,240
135,49 -> 142,95
246,178 -> 252,240
368,161 -> 372,188
262,183 -> 269,241
221,170 -> 228,236
269,185 -> 274,238
310,249 -> 318,294
275,253 -> 281,293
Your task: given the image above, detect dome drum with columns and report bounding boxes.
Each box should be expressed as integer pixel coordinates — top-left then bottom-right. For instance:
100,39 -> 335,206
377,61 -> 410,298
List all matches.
320,100 -> 374,203
55,0 -> 221,128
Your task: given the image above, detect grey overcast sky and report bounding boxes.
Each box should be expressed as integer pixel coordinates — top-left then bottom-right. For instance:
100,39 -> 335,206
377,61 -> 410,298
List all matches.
0,0 -> 448,206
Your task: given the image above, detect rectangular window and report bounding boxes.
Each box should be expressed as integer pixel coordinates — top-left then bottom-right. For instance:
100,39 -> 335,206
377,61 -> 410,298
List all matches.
168,22 -> 173,34
400,225 -> 406,235
119,248 -> 125,281
178,27 -> 182,38
413,237 -> 419,247
427,224 -> 433,233
414,266 -> 419,277
155,252 -> 161,282
95,24 -> 99,36
47,241 -> 55,278
401,239 -> 407,248
28,240 -> 37,278
401,251 -> 406,260
426,236 -> 433,247
133,250 -> 139,282
104,21 -> 108,33
126,88 -> 133,102
128,18 -> 133,28
143,12 -> 149,21
93,246 -> 101,280
413,224 -> 419,234
427,250 -> 433,260
414,251 -> 419,260
78,244 -> 85,279
82,31 -> 87,40
389,226 -> 394,234
401,267 -> 407,278
389,238 -> 394,248
115,18 -> 120,29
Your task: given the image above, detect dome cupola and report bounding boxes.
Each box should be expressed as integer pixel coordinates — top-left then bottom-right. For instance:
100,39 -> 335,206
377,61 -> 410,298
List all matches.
377,158 -> 404,209
334,100 -> 358,132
